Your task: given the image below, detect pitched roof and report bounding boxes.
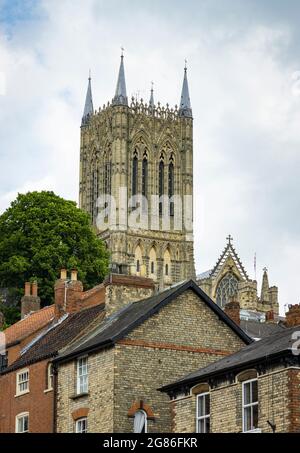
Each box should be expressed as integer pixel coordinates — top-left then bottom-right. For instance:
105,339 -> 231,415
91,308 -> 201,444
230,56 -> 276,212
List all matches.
240,319 -> 286,340
2,304 -> 105,374
160,325 -> 300,392
55,280 -> 252,364
210,238 -> 249,281
4,305 -> 55,346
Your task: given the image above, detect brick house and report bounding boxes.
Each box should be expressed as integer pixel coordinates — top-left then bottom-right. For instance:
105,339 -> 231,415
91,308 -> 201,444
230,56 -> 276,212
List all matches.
0,270 -> 106,433
160,306 -> 300,433
54,279 -> 251,433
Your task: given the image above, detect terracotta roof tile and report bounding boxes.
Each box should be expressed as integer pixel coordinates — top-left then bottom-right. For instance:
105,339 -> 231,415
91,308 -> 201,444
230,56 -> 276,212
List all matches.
2,303 -> 105,374
4,305 -> 55,346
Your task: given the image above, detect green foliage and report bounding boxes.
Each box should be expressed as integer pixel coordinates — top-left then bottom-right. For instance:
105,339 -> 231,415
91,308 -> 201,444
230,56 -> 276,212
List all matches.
0,191 -> 109,323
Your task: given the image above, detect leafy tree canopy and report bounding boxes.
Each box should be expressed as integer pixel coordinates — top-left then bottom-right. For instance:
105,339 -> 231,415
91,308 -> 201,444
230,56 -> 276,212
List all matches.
0,191 -> 109,325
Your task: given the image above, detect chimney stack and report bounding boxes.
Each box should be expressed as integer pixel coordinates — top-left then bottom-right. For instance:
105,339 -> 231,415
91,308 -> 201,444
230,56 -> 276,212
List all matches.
285,304 -> 300,328
265,310 -> 275,323
54,269 -> 83,318
21,281 -> 41,319
224,296 -> 240,326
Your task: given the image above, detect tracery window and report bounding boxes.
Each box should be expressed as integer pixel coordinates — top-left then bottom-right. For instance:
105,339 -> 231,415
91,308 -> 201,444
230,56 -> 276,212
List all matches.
215,272 -> 239,308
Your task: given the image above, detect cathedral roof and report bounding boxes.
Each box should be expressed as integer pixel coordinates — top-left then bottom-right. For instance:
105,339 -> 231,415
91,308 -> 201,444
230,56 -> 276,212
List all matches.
112,52 -> 128,106
81,73 -> 94,125
179,63 -> 192,118
209,236 -> 249,281
54,280 -> 252,364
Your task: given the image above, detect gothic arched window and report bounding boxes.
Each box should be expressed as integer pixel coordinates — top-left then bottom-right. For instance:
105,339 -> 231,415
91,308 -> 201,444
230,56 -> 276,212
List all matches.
168,155 -> 174,217
135,245 -> 143,275
215,272 -> 239,308
159,154 -> 164,215
132,150 -> 138,196
149,247 -> 157,278
142,152 -> 148,197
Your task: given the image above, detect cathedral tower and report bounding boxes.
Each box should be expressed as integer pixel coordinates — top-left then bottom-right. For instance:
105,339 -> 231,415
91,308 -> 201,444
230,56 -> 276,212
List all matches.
79,55 -> 195,287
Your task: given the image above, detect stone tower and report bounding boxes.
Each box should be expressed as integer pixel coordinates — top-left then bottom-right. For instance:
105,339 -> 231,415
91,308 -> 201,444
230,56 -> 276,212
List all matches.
79,55 -> 195,287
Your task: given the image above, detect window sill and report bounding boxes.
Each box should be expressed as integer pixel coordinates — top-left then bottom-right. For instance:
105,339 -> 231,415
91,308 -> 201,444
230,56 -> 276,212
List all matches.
44,388 -> 53,394
70,392 -> 89,400
14,390 -> 30,398
243,428 -> 262,433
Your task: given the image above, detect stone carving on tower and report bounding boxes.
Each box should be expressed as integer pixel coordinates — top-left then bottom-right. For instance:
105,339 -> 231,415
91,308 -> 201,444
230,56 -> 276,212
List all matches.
79,53 -> 195,287
197,236 -> 279,317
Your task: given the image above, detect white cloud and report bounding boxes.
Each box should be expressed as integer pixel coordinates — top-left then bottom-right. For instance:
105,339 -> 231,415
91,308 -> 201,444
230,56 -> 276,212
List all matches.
1,0 -> 300,314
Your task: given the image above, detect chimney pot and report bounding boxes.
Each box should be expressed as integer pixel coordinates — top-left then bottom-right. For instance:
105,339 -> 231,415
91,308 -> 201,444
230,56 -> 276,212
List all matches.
31,281 -> 38,297
24,282 -> 31,296
71,269 -> 78,281
60,269 -> 67,280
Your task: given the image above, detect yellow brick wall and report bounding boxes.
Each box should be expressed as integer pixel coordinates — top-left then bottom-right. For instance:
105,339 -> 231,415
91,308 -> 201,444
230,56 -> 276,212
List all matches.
56,289 -> 246,432
171,365 -> 292,433
56,348 -> 114,433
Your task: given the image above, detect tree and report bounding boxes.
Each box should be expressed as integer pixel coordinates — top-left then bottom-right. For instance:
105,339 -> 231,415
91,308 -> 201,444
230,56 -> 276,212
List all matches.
0,191 -> 109,325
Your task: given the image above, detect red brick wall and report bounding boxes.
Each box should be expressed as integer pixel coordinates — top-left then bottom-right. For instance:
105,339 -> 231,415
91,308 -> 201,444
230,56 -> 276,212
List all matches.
0,359 -> 54,433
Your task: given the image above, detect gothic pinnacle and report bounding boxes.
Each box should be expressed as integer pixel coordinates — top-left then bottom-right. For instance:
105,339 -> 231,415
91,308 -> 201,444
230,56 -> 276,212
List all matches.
112,48 -> 128,106
81,71 -> 94,126
149,81 -> 155,108
178,61 -> 192,118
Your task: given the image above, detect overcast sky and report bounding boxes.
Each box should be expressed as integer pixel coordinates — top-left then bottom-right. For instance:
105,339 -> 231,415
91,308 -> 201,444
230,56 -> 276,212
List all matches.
1,0 -> 300,314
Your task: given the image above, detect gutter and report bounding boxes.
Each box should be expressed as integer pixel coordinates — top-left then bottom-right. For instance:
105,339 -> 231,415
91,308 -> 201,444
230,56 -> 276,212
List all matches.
159,349 -> 296,394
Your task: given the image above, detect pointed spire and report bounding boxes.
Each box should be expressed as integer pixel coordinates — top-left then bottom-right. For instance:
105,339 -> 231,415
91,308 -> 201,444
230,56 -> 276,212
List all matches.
149,81 -> 155,108
261,267 -> 270,302
179,60 -> 192,118
112,49 -> 128,106
82,71 -> 94,126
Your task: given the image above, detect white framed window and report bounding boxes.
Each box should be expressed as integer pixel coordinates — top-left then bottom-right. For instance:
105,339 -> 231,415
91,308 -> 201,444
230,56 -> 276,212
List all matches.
46,363 -> 54,390
196,392 -> 210,433
134,410 -> 147,433
15,412 -> 29,433
242,379 -> 259,432
75,417 -> 88,433
16,368 -> 29,396
77,356 -> 88,394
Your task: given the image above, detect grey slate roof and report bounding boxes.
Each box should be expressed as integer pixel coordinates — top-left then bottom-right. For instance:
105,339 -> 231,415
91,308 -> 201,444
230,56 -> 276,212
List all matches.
160,325 -> 300,392
55,279 -> 252,364
240,319 -> 286,340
